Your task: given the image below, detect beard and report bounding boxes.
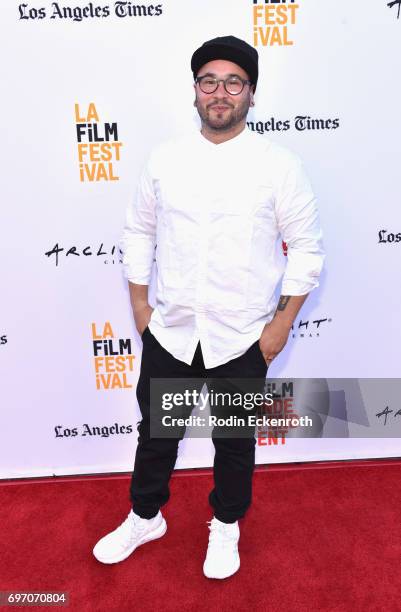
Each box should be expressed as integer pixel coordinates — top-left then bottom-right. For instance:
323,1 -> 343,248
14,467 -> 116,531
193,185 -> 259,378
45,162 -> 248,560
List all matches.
195,94 -> 251,132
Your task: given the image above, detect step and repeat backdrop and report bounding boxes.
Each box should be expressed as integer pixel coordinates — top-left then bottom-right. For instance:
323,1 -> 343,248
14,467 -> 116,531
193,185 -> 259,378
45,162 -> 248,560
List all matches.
1,0 -> 400,478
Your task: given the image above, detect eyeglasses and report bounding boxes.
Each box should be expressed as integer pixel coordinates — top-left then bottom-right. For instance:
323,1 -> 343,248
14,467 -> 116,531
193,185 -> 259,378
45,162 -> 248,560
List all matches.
195,75 -> 252,96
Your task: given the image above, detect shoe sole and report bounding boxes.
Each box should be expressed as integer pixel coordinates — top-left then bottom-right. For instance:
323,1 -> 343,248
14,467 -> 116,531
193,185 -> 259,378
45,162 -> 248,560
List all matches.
93,518 -> 167,564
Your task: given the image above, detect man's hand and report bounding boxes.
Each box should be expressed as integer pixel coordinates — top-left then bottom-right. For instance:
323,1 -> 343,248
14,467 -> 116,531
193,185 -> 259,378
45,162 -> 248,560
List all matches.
128,282 -> 154,337
259,294 -> 309,364
259,318 -> 291,364
134,303 -> 154,337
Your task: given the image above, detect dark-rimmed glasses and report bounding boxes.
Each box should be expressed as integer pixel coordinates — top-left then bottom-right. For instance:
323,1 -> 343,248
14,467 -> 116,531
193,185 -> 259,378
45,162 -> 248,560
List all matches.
195,75 -> 252,96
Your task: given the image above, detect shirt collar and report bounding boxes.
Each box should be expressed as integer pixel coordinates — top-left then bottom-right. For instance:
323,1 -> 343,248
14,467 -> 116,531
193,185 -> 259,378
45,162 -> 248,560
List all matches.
195,125 -> 252,150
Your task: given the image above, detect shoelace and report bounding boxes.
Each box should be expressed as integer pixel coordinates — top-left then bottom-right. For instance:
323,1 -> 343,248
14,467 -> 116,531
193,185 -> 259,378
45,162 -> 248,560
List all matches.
206,520 -> 238,550
116,512 -> 147,545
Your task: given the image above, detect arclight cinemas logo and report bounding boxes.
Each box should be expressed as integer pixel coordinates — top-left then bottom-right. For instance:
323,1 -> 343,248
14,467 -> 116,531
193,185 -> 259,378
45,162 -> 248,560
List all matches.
387,1 -> 401,19
45,242 -> 122,266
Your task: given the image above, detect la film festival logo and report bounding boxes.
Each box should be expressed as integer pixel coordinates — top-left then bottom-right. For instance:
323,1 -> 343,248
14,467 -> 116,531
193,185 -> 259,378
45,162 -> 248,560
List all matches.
75,103 -> 123,182
257,381 -> 296,446
92,322 -> 135,390
252,0 -> 300,47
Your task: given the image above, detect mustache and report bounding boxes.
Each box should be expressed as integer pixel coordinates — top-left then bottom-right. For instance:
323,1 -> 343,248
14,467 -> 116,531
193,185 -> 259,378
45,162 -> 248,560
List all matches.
207,102 -> 234,109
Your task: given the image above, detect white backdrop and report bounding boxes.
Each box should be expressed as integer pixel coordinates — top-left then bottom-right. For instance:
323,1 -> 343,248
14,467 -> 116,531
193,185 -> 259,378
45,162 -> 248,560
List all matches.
1,0 -> 401,478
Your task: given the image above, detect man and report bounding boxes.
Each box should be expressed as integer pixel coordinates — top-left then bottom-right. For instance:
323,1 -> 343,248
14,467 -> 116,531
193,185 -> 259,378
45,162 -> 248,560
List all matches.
93,35 -> 324,579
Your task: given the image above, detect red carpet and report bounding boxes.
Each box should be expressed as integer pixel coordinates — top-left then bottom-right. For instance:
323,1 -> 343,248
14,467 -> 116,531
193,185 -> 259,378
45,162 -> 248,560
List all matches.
1,461 -> 401,611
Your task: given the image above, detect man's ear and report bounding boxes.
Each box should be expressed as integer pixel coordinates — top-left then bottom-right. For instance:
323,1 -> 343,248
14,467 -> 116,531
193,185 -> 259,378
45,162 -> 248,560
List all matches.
250,90 -> 255,107
193,83 -> 197,106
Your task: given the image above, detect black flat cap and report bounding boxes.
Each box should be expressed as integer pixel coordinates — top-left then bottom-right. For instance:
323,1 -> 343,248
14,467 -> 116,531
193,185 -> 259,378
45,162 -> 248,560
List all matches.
191,35 -> 259,90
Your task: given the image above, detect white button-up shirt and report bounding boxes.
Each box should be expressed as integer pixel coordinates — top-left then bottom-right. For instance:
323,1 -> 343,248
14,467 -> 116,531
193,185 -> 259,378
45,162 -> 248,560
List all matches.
120,127 -> 324,368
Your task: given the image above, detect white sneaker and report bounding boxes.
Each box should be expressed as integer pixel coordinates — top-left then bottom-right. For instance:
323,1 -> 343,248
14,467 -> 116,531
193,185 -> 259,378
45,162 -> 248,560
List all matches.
93,509 -> 167,564
203,517 -> 240,579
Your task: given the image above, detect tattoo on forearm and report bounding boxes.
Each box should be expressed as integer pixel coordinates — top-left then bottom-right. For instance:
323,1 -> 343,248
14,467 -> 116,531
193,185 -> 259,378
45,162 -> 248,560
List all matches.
277,295 -> 291,311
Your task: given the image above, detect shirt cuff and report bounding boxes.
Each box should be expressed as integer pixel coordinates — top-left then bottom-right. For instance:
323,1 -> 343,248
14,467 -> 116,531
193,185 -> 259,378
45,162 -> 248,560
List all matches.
281,278 -> 320,296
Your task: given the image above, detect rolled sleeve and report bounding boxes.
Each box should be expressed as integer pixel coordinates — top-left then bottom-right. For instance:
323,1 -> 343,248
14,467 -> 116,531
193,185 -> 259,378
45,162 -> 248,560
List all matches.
119,160 -> 156,285
275,156 -> 325,296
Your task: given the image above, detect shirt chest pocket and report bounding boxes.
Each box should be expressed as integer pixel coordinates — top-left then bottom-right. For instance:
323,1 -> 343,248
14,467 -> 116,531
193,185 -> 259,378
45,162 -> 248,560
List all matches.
205,185 -> 277,312
156,180 -> 276,305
